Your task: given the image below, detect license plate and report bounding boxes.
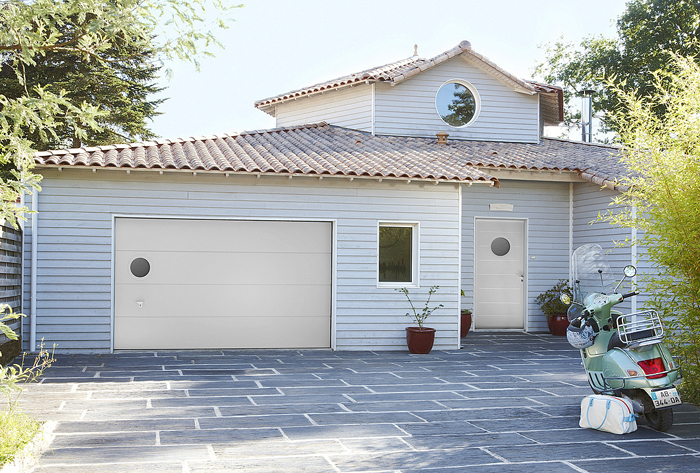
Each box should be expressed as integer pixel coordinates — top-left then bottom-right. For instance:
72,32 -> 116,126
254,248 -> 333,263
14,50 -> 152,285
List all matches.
650,387 -> 682,408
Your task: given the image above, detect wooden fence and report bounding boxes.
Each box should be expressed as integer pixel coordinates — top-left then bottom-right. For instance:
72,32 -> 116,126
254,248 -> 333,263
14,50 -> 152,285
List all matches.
1,219 -> 22,360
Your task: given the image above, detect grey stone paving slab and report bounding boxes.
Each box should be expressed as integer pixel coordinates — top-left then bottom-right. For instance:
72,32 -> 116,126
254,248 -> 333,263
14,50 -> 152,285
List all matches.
362,383 -> 477,393
403,431 -> 535,450
281,423 -> 409,440
250,393 -> 362,405
670,438 -> 700,452
81,406 -> 216,420
184,387 -> 281,397
211,439 -> 345,458
53,418 -> 195,433
167,380 -> 260,389
327,448 -> 503,471
277,386 -> 374,396
151,396 -> 254,408
308,411 -> 423,425
402,461 -> 582,473
30,462 -> 183,473
468,416 -> 580,433
345,391 -> 469,403
187,457 -> 337,473
40,445 -> 209,463
397,420 -> 485,436
88,389 -> 189,399
486,443 -> 634,462
416,407 -> 549,422
49,432 -> 157,448
341,400 -> 446,412
573,454 -> 700,473
520,426 -> 675,443
217,403 -> 347,416
437,397 -> 543,410
159,427 -> 284,444
338,436 -> 413,453
198,414 -> 314,429
609,439 -> 694,456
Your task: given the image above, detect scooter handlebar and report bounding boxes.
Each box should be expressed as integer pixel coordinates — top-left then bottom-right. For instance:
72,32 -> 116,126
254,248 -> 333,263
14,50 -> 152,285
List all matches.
621,291 -> 639,299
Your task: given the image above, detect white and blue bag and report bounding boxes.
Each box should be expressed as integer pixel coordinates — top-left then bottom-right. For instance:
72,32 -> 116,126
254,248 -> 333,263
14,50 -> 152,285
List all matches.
579,394 -> 637,434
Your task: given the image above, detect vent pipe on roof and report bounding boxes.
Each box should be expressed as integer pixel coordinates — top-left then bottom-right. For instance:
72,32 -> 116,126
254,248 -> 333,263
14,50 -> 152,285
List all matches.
414,44 -> 418,56
436,132 -> 449,144
577,89 -> 595,142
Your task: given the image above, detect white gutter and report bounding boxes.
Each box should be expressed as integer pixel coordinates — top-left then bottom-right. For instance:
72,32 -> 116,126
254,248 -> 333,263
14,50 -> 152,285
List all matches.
30,190 -> 38,353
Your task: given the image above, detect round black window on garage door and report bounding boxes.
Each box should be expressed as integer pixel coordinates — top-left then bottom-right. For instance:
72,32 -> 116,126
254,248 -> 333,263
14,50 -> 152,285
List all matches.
130,257 -> 150,278
491,237 -> 510,257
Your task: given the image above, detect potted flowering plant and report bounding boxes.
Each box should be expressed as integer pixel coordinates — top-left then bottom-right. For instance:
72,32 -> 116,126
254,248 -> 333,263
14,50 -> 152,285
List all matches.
397,286 -> 443,354
535,279 -> 572,336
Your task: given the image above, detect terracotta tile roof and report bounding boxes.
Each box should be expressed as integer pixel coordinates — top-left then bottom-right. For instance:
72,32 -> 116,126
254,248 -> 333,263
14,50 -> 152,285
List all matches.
34,123 -> 626,190
254,41 -> 562,121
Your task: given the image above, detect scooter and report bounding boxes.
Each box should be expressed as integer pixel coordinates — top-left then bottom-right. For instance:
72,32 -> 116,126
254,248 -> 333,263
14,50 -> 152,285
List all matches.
562,243 -> 681,432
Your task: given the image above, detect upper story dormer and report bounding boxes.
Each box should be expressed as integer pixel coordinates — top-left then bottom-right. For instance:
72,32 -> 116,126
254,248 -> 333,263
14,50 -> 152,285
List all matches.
254,41 -> 563,144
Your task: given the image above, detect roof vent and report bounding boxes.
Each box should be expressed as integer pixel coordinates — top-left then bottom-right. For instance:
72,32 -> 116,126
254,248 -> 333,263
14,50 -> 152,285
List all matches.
436,132 -> 449,144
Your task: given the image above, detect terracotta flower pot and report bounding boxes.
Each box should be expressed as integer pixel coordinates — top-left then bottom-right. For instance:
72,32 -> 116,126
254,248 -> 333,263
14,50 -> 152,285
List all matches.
406,327 -> 436,354
460,312 -> 472,338
547,314 -> 569,336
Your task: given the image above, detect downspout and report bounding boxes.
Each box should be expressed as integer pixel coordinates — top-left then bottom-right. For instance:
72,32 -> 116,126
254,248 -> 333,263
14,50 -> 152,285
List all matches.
457,183 -> 463,349
30,190 -> 38,353
569,182 -> 573,283
631,205 -> 638,313
371,83 -> 376,136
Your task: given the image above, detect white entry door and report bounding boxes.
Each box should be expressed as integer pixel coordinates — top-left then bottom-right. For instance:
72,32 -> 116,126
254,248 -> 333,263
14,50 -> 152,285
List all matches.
114,218 -> 332,349
474,218 -> 526,329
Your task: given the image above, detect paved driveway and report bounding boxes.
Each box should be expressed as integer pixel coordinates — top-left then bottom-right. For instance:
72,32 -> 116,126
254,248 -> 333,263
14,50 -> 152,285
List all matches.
16,333 -> 700,472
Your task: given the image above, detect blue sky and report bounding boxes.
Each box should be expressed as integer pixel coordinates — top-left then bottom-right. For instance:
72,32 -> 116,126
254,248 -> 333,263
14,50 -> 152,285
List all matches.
150,0 -> 628,140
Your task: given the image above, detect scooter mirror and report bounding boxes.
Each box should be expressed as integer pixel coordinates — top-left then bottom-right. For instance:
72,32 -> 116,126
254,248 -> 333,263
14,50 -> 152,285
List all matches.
623,265 -> 637,278
560,293 -> 571,305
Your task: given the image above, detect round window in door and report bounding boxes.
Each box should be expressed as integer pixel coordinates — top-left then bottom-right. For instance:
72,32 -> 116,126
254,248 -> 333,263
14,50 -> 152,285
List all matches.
491,237 -> 510,257
130,257 -> 150,278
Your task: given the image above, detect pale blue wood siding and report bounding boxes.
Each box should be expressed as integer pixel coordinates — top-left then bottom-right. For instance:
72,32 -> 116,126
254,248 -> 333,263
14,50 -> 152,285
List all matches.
23,170 -> 461,352
572,183 -> 641,311
374,57 -> 540,142
275,85 -> 373,131
461,180 -> 570,332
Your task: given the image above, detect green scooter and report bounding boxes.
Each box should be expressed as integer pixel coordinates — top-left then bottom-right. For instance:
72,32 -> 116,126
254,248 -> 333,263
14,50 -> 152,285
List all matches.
562,244 -> 681,432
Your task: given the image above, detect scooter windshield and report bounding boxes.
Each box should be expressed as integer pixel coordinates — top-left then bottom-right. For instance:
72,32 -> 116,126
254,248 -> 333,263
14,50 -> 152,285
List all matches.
572,244 -> 618,303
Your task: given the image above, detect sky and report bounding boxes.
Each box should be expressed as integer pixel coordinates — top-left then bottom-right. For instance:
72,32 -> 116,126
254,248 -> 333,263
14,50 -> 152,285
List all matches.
149,0 -> 629,140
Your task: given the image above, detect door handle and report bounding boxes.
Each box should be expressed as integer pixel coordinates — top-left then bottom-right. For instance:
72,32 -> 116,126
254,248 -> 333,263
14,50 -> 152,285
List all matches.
520,275 -> 524,283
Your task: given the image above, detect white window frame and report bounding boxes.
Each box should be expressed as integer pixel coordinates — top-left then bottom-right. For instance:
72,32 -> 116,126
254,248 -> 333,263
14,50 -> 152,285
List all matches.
435,79 -> 481,128
377,221 -> 420,288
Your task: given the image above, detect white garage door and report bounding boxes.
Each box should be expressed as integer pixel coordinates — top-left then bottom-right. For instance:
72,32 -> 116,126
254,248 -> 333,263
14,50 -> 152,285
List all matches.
114,218 -> 332,349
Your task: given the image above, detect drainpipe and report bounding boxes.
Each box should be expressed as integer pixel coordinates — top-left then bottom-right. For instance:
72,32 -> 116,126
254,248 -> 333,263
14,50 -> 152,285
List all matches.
30,191 -> 38,353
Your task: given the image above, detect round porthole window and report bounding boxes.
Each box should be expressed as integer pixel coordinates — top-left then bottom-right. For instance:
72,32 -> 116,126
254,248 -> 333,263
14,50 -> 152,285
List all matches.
435,80 -> 480,127
491,237 -> 510,257
130,257 -> 150,278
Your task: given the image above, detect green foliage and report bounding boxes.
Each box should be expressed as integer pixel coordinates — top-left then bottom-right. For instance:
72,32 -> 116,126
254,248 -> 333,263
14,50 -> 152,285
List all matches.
0,308 -> 53,466
0,410 -> 41,466
535,0 -> 700,139
0,0 -> 242,226
397,286 -> 444,329
600,54 -> 700,405
535,280 -> 572,318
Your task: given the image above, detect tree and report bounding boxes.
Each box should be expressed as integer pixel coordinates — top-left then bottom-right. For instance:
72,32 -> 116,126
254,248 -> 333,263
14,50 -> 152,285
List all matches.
0,34 -> 165,150
535,0 -> 700,138
0,0 -> 241,226
602,54 -> 700,406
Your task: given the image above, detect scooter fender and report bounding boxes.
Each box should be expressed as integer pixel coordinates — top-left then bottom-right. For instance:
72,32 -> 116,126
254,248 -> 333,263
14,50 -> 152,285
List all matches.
602,345 -> 679,390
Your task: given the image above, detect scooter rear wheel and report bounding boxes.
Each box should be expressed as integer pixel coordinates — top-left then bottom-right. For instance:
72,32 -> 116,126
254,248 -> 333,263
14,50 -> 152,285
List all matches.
644,408 -> 673,432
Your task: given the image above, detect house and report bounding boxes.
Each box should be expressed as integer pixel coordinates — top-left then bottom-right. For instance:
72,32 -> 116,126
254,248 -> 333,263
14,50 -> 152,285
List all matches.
21,41 -> 639,353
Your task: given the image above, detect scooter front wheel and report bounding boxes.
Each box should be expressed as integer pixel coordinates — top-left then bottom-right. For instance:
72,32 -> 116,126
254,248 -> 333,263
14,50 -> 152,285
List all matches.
644,408 -> 673,432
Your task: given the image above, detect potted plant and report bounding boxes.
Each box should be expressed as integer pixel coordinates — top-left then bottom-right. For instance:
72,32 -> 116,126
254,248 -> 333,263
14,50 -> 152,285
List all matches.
535,279 -> 572,336
460,308 -> 472,338
398,286 -> 443,354
460,289 -> 472,337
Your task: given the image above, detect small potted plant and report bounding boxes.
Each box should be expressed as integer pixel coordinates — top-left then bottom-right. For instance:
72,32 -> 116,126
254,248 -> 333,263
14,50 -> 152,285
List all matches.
535,279 -> 572,336
460,289 -> 472,337
398,286 -> 443,354
460,307 -> 472,338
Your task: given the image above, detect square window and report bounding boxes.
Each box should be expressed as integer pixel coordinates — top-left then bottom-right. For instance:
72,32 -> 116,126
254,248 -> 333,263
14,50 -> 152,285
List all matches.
378,223 -> 418,286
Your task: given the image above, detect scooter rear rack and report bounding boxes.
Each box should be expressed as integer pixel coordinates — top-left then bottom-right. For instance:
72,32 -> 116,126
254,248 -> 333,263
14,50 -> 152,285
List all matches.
617,310 -> 664,348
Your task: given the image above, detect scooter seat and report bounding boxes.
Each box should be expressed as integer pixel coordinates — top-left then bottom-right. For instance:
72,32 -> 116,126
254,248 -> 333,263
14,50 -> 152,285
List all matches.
608,333 -> 626,351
